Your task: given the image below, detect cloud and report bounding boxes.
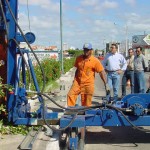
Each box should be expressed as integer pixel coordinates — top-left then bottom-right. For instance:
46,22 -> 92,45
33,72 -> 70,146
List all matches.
124,0 -> 136,6
115,12 -> 150,36
19,0 -> 50,6
18,0 -> 150,49
81,0 -> 99,6
102,0 -> 118,9
19,13 -> 59,30
19,0 -> 60,12
78,0 -> 118,15
18,12 -> 60,45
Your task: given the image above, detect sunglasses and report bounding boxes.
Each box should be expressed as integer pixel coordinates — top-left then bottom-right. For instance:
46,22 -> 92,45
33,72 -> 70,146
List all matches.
110,47 -> 115,49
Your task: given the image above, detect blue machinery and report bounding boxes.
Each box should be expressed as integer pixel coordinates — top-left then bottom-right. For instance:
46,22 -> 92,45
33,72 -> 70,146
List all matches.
1,1 -> 150,150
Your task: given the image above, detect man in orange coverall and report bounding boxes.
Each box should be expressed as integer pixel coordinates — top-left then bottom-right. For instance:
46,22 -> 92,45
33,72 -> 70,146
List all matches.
67,43 -> 110,107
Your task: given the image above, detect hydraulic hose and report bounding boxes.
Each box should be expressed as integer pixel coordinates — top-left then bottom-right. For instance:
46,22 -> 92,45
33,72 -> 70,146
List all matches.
41,94 -> 79,131
35,92 -> 104,111
106,104 -> 150,132
40,94 -> 103,131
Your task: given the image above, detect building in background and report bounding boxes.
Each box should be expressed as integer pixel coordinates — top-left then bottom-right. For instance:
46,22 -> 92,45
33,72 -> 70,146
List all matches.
19,42 -> 59,66
28,50 -> 59,66
132,34 -> 150,62
45,46 -> 57,51
20,43 -> 57,51
63,43 -> 68,51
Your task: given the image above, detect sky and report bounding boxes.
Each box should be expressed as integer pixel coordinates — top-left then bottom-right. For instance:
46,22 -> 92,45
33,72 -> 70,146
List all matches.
18,0 -> 150,49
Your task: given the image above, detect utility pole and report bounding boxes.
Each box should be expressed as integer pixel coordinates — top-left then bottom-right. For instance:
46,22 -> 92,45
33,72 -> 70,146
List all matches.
60,0 -> 64,74
125,25 -> 128,57
114,22 -> 128,56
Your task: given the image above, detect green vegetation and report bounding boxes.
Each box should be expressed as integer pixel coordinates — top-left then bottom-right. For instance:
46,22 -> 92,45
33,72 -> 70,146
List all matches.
27,50 -> 82,91
0,77 -> 13,97
0,77 -> 34,136
68,49 -> 83,57
27,57 -> 77,91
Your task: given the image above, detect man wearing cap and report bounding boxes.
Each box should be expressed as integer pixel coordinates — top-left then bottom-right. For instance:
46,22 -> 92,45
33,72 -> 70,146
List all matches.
67,43 -> 110,107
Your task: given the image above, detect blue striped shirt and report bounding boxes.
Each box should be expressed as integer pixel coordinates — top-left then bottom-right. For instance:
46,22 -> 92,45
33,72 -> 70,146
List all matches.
102,52 -> 127,71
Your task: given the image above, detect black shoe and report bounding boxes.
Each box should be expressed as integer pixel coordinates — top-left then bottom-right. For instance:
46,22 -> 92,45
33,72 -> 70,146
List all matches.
146,88 -> 150,93
108,100 -> 112,104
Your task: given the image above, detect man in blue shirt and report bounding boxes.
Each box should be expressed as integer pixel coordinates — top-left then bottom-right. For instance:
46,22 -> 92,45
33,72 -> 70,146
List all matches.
103,43 -> 127,103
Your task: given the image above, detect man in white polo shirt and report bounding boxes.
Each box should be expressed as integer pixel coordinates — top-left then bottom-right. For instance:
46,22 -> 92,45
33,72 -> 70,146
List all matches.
103,43 -> 127,103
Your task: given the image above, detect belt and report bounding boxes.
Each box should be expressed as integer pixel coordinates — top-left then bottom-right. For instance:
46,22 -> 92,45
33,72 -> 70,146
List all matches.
107,70 -> 119,72
134,70 -> 144,72
127,70 -> 134,71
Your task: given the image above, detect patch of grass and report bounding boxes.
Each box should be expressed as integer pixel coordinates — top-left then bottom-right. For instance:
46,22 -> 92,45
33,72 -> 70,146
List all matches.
44,80 -> 59,93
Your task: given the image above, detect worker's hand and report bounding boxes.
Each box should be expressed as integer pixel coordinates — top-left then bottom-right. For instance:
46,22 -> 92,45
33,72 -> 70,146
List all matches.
117,70 -> 123,74
144,67 -> 149,72
105,83 -> 110,95
105,69 -> 108,74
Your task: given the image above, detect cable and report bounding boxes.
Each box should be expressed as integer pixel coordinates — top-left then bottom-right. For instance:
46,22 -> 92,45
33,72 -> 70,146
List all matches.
40,94 -> 104,131
27,91 -> 103,131
41,94 -> 78,131
5,0 -> 46,93
34,92 -> 103,111
26,90 -> 101,111
106,104 -> 150,133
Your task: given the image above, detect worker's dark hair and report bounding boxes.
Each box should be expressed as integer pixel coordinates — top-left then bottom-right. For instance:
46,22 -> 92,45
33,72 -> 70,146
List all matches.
128,48 -> 133,52
136,46 -> 142,51
111,43 -> 118,49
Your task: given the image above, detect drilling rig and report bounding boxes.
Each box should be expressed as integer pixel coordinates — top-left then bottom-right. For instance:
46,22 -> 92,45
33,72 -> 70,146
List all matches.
1,1 -> 150,150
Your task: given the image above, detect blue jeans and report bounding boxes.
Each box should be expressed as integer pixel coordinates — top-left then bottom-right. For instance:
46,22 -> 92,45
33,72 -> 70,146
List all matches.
122,70 -> 134,96
106,72 -> 120,102
134,71 -> 146,93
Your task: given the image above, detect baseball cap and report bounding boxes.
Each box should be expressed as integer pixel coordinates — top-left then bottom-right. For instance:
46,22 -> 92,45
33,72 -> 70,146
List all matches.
83,43 -> 92,50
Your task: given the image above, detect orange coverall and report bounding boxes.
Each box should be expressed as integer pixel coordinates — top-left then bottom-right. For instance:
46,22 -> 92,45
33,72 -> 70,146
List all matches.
67,55 -> 104,106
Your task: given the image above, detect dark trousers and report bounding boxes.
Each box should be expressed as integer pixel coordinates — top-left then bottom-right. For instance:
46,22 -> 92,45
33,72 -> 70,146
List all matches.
134,71 -> 146,93
122,70 -> 134,96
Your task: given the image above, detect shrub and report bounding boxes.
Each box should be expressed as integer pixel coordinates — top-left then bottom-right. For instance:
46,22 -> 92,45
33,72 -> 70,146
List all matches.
27,57 -> 76,91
